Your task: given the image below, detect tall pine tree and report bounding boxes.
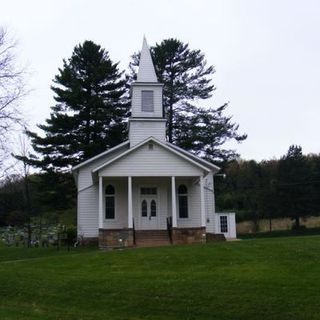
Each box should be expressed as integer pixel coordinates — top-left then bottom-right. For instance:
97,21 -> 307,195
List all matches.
27,41 -> 128,171
128,38 -> 246,163
278,145 -> 311,229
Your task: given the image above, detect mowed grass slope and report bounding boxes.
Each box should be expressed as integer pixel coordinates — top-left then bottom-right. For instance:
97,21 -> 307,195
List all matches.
1,237 -> 320,320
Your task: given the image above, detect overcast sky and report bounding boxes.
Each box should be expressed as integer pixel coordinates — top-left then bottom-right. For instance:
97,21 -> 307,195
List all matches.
2,0 -> 320,161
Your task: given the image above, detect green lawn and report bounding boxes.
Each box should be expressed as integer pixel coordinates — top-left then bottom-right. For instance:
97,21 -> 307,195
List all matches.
1,237 -> 320,320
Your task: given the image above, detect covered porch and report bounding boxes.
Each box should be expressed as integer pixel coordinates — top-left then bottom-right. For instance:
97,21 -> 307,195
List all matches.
97,176 -> 207,248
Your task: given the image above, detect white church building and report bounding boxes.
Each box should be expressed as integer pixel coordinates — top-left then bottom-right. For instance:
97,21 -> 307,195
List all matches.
72,38 -> 236,248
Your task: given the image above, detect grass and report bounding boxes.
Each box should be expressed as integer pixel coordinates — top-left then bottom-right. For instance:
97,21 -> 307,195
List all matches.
1,237 -> 320,319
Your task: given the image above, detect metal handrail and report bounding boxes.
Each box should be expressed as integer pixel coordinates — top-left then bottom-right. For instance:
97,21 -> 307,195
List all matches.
166,217 -> 173,244
132,218 -> 136,245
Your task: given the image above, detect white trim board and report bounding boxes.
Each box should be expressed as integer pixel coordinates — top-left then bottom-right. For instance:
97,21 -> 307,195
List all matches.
72,140 -> 130,171
92,137 -> 211,175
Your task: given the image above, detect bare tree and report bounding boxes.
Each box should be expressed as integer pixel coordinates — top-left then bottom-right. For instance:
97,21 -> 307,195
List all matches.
13,134 -> 32,246
0,27 -> 27,176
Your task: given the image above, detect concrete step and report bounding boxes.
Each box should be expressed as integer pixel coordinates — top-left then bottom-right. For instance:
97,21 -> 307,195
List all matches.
136,241 -> 171,248
135,230 -> 169,237
134,230 -> 171,247
206,233 -> 226,242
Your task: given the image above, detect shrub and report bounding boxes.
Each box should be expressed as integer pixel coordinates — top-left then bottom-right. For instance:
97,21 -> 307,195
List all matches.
66,226 -> 77,244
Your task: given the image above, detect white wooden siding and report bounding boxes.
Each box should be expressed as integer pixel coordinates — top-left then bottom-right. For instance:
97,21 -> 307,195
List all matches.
78,178 -> 129,236
131,85 -> 163,118
102,178 -> 128,229
78,184 -> 99,238
99,143 -> 204,177
129,120 -> 166,147
175,178 -> 202,228
214,212 -> 237,238
204,173 -> 216,233
78,175 -> 216,236
77,145 -> 216,237
77,146 -> 128,237
166,143 -> 220,173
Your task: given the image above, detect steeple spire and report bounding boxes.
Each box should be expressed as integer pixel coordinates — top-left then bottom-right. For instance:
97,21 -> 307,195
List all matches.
137,37 -> 158,82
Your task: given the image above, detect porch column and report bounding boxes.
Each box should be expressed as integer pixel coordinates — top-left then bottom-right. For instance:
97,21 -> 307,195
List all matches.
98,176 -> 103,229
171,176 -> 177,228
128,176 -> 133,229
200,175 -> 206,227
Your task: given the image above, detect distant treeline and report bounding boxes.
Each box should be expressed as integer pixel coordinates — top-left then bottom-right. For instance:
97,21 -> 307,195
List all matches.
215,145 -> 320,230
0,172 -> 75,227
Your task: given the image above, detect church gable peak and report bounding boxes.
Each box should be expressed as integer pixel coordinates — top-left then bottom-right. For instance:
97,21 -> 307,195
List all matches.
137,37 -> 158,83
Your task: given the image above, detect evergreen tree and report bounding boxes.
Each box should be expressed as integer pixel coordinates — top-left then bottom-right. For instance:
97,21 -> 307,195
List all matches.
128,38 -> 246,162
258,160 -> 280,231
173,103 -> 247,162
27,40 -> 128,171
306,154 -> 320,215
278,145 -> 310,228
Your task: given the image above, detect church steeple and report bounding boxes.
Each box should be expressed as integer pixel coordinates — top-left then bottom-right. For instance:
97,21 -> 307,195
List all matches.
129,37 -> 166,147
137,37 -> 158,83
130,37 -> 164,119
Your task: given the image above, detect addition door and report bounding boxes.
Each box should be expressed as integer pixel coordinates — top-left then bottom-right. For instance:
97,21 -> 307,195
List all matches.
218,214 -> 230,238
139,187 -> 159,229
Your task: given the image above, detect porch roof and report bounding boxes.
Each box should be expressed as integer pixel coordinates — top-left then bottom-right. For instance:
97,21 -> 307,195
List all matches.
165,142 -> 220,173
91,137 -> 212,176
72,140 -> 130,171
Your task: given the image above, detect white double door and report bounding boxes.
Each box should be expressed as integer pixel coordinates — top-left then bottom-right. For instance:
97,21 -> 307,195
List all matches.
139,192 -> 160,230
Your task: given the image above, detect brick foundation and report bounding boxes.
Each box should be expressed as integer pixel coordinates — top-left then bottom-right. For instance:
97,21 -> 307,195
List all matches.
81,237 -> 99,246
99,228 -> 134,249
171,227 -> 206,245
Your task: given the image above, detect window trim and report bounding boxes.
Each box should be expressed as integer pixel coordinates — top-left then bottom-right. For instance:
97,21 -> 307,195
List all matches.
150,199 -> 157,217
141,199 -> 148,217
141,90 -> 154,112
105,184 -> 116,220
177,184 -> 189,219
220,215 -> 228,233
140,187 -> 157,195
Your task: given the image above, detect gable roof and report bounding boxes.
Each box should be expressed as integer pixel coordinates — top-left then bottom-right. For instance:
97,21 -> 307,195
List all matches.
166,142 -> 220,173
92,137 -> 211,174
72,139 -> 220,176
72,140 -> 130,171
136,37 -> 158,83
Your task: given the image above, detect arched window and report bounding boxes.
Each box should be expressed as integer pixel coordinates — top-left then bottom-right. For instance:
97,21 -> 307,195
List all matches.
105,185 -> 115,219
141,200 -> 148,217
150,199 -> 157,217
178,184 -> 188,218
